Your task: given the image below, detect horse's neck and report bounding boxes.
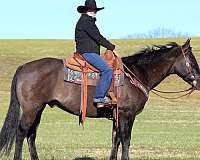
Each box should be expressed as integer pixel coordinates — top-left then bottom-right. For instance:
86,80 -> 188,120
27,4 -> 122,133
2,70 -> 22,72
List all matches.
135,59 -> 174,90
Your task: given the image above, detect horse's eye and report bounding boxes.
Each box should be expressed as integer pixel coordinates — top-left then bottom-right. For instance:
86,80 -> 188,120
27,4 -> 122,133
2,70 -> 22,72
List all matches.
191,75 -> 195,79
186,62 -> 190,67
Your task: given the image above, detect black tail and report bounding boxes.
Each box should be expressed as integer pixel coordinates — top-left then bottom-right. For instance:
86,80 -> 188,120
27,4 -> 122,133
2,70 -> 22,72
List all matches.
0,65 -> 23,156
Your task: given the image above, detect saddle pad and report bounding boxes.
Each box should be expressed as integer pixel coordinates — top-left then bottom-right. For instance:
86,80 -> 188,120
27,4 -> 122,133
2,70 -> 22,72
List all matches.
64,66 -> 124,86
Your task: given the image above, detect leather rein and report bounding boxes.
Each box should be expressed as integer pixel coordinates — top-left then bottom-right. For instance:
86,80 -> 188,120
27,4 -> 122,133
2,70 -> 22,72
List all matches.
120,46 -> 197,99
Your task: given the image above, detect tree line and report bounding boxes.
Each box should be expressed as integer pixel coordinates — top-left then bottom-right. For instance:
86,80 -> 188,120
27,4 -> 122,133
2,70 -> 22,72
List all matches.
126,27 -> 190,38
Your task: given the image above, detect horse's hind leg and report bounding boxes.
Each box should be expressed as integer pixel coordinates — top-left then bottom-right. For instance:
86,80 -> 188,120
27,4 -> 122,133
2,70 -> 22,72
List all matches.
110,121 -> 120,160
14,115 -> 32,160
27,106 -> 45,160
14,107 -> 40,160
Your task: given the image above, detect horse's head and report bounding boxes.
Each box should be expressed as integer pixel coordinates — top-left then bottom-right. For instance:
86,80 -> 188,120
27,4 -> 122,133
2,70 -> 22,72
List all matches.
172,39 -> 200,90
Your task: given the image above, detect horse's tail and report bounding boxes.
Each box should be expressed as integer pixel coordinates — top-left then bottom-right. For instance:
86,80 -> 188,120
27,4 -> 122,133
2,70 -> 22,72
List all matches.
0,65 -> 23,156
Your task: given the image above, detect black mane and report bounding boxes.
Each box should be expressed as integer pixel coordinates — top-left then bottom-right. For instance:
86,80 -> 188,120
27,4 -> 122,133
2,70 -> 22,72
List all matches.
122,42 -> 179,66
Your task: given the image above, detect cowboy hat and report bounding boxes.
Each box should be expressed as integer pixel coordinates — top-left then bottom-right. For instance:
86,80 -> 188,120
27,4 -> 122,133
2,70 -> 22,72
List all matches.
77,0 -> 104,13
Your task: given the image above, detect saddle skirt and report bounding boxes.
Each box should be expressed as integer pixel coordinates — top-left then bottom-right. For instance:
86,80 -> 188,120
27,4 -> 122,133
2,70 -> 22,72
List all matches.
63,51 -> 124,86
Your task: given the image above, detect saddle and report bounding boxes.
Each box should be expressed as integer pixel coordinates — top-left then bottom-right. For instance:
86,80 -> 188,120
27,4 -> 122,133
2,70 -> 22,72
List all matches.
63,51 -> 124,126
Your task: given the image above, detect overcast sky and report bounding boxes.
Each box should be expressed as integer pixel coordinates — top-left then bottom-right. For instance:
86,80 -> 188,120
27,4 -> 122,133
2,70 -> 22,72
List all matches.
0,0 -> 199,39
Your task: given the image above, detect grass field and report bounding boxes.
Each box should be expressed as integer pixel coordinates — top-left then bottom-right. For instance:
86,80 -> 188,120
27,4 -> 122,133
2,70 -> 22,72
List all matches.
0,38 -> 200,160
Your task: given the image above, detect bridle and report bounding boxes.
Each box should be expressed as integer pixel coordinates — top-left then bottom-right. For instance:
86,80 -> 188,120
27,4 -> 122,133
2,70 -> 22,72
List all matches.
120,45 -> 197,99
181,46 -> 197,87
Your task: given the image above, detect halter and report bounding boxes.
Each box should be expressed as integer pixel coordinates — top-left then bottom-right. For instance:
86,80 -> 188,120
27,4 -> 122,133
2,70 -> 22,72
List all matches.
181,46 -> 197,87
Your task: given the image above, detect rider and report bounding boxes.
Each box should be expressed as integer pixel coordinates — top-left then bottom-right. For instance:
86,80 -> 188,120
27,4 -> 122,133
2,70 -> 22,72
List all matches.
75,0 -> 116,104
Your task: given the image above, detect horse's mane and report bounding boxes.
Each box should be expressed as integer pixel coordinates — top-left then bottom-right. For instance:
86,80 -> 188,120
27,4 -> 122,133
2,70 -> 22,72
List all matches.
122,42 -> 179,66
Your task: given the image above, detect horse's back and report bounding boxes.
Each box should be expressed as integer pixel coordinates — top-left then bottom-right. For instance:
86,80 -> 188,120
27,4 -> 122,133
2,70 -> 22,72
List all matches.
21,57 -> 63,71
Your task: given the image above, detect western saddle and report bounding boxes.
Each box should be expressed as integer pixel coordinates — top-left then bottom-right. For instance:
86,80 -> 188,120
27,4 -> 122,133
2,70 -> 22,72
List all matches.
63,50 -> 124,126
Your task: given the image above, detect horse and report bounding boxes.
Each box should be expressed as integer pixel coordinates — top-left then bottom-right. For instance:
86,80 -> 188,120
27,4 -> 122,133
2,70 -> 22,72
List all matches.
0,39 -> 200,160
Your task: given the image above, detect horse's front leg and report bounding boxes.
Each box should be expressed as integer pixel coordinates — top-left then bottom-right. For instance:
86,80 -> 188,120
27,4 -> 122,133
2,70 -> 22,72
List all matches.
110,120 -> 121,160
119,109 -> 135,160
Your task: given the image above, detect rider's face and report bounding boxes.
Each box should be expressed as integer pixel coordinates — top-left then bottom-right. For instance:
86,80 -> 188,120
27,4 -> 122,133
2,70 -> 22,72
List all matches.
86,10 -> 97,17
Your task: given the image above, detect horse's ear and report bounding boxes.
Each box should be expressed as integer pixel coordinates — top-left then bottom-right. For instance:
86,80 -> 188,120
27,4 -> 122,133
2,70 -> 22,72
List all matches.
182,38 -> 191,48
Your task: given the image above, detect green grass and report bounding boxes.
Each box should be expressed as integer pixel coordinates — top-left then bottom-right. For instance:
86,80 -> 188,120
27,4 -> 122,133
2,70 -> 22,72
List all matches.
0,38 -> 200,159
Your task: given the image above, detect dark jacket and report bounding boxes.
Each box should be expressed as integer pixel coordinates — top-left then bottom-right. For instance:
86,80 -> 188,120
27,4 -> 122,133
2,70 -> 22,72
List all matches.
75,14 -> 115,55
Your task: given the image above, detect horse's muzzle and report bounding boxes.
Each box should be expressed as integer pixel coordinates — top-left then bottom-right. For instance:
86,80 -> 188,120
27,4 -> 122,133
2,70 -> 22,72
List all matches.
194,79 -> 200,90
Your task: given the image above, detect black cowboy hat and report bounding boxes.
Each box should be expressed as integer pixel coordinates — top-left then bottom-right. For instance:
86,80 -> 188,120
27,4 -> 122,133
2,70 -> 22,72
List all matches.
77,0 -> 104,13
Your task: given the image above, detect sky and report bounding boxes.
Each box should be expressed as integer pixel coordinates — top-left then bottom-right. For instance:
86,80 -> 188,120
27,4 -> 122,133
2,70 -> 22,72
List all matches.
0,0 -> 200,39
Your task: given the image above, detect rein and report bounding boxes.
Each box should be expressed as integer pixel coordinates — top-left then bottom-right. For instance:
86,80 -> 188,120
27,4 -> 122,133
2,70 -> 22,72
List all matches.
152,87 -> 193,94
151,88 -> 195,99
122,62 -> 195,99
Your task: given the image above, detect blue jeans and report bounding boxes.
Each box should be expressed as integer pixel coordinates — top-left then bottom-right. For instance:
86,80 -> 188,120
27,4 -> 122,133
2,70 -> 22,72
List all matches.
82,53 -> 112,98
